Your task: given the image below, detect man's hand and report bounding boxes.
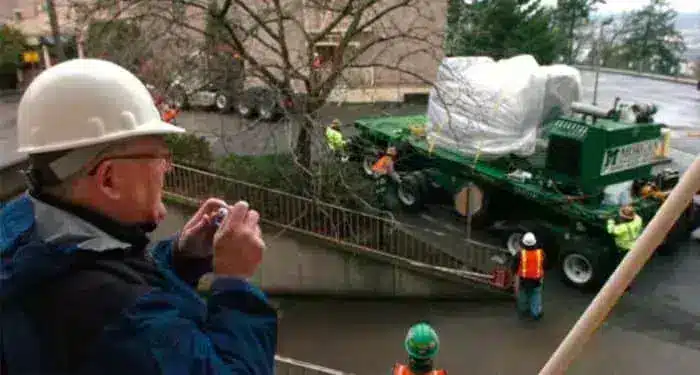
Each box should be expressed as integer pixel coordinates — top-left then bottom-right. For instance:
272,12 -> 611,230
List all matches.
213,201 -> 265,279
177,198 -> 228,258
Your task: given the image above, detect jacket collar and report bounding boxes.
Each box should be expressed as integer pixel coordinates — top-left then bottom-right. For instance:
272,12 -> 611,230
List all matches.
29,192 -> 150,252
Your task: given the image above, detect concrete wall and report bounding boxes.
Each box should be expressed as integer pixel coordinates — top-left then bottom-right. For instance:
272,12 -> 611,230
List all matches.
154,201 -> 506,299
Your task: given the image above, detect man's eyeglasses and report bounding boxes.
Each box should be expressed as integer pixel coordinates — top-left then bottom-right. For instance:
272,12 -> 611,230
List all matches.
87,152 -> 173,176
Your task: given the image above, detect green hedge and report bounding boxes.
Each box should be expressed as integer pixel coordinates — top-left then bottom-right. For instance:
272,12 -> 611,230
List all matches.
165,134 -> 214,167
166,133 -> 376,211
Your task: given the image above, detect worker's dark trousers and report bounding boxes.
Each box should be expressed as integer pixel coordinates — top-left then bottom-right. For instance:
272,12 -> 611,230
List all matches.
516,283 -> 542,319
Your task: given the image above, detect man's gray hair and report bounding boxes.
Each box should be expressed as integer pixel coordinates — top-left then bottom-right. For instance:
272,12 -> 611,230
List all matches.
26,141 -> 131,197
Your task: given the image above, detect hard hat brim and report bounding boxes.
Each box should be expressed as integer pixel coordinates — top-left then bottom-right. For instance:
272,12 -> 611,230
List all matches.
18,119 -> 186,154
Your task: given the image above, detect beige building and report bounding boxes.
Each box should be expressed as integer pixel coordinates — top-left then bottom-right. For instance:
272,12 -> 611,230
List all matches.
2,0 -> 447,102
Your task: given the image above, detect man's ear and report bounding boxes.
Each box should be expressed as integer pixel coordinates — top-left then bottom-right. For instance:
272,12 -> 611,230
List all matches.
95,161 -> 120,200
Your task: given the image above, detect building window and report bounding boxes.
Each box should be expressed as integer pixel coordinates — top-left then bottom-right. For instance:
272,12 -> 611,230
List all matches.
13,9 -> 23,22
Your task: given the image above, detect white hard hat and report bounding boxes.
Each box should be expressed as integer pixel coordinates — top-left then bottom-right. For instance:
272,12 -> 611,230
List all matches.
17,58 -> 185,155
522,232 -> 536,247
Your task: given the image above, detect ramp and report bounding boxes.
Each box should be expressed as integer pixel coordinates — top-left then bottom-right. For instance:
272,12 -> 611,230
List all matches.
164,164 -> 513,295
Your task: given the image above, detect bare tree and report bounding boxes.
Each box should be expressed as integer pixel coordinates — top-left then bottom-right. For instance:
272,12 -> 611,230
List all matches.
71,0 -> 444,170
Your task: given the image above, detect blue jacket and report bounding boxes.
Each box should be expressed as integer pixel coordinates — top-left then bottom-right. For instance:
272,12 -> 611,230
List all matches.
0,194 -> 278,375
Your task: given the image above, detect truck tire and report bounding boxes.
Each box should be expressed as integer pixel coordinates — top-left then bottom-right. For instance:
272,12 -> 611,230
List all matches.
258,96 -> 280,122
214,92 -> 232,113
375,176 -> 400,210
237,98 -> 256,118
362,153 -> 379,178
397,172 -> 426,210
558,246 -> 606,291
502,226 -> 556,270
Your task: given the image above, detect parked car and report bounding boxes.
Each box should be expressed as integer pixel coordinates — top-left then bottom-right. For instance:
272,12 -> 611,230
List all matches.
168,50 -> 244,113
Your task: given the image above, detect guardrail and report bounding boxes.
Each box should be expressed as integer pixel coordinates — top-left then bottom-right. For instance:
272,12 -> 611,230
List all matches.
164,164 -> 510,282
275,355 -> 352,375
574,65 -> 697,86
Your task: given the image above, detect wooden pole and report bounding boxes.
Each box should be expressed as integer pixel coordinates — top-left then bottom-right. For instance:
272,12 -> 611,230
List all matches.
538,157 -> 700,375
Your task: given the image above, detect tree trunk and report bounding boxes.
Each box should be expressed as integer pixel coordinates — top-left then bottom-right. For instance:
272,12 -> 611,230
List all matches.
46,0 -> 67,62
294,116 -> 313,170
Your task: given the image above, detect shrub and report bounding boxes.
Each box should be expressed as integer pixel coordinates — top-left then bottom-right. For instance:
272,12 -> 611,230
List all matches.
165,133 -> 214,167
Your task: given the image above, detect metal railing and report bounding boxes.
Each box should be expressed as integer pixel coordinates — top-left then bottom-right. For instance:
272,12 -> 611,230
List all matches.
165,164 -> 511,283
275,355 -> 352,375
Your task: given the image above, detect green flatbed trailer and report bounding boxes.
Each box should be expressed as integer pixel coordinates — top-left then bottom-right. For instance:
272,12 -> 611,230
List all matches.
348,106 -> 692,291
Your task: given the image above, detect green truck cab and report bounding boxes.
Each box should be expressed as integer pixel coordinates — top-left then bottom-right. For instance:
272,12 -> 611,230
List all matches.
348,101 -> 691,291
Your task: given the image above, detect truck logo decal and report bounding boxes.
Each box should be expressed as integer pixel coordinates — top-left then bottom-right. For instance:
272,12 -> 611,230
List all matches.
600,139 -> 660,176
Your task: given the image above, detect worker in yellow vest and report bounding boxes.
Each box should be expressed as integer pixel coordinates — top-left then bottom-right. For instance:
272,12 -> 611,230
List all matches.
325,119 -> 349,162
510,232 -> 545,320
392,322 -> 447,375
607,205 -> 643,260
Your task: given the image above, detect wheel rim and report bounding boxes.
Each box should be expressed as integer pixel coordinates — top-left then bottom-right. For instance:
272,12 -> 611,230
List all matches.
397,184 -> 416,206
260,107 -> 271,119
216,95 -> 227,109
506,233 -> 523,255
563,253 -> 593,285
238,103 -> 250,115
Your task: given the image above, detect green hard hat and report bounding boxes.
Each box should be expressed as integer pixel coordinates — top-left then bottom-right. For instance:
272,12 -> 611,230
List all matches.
404,322 -> 440,360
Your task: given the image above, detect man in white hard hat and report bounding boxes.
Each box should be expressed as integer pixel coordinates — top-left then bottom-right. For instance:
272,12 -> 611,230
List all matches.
0,59 -> 276,375
510,232 -> 545,321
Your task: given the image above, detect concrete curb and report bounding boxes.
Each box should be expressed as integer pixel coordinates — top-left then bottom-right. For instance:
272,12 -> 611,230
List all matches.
575,65 -> 697,86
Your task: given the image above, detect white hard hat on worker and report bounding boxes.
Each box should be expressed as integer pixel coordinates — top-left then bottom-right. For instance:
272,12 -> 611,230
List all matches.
17,58 -> 185,225
521,232 -> 537,247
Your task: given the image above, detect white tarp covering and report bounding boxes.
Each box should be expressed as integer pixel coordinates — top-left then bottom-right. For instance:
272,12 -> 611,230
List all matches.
425,54 -> 582,159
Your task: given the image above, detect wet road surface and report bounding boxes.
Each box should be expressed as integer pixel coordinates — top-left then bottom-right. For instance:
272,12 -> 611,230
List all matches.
276,239 -> 700,375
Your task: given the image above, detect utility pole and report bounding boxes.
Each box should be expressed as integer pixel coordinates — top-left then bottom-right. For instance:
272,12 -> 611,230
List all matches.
45,0 -> 67,62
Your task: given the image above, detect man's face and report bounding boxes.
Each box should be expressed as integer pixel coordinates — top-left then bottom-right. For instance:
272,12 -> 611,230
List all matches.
89,136 -> 172,225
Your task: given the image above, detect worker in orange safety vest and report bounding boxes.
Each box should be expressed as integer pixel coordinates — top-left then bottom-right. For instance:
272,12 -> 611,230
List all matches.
510,232 -> 545,320
372,146 -> 400,182
392,322 -> 447,375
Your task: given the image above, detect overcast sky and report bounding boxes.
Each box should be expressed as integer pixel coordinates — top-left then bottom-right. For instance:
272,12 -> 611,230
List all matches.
539,0 -> 700,14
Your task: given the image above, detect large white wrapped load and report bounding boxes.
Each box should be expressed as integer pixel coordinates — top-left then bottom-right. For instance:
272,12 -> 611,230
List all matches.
425,54 -> 582,159
540,64 -> 582,124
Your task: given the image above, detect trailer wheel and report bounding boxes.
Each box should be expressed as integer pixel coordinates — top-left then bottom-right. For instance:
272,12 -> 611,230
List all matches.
237,98 -> 256,118
362,154 -> 378,177
375,176 -> 400,210
506,232 -> 523,256
559,247 -> 603,290
397,173 -> 424,210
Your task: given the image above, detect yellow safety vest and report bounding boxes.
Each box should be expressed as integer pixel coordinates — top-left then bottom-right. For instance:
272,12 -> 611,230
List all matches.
607,215 -> 643,251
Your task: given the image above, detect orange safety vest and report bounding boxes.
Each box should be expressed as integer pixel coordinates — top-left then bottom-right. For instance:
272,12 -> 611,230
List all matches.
372,155 -> 393,174
162,109 -> 180,123
517,249 -> 544,280
393,363 -> 447,375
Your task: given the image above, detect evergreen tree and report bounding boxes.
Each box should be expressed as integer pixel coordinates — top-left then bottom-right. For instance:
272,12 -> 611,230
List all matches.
619,0 -> 685,74
555,0 -> 605,64
446,0 -> 562,64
